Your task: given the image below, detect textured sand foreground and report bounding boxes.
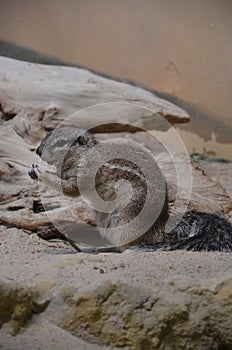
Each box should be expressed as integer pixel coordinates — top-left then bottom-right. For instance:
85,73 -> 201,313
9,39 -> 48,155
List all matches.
0,227 -> 232,350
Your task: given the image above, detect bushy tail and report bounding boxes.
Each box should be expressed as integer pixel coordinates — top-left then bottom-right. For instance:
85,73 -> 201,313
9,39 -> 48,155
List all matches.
128,211 -> 232,252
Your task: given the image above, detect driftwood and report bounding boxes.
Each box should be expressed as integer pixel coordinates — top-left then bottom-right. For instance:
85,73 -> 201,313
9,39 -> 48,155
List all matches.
0,56 -> 189,135
0,57 -> 231,241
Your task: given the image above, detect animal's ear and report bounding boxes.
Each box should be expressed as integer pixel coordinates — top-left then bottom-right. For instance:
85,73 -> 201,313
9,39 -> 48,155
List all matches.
73,135 -> 88,146
36,130 -> 53,156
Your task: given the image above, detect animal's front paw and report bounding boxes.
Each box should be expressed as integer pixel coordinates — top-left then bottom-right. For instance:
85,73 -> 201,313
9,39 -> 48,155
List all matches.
28,164 -> 41,180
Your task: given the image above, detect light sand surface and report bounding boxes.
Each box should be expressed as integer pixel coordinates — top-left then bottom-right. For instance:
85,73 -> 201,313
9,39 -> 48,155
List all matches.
0,226 -> 232,349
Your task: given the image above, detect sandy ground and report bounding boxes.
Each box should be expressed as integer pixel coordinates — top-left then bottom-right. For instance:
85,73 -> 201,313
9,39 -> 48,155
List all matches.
1,227 -> 232,293
0,225 -> 232,349
0,323 -> 118,350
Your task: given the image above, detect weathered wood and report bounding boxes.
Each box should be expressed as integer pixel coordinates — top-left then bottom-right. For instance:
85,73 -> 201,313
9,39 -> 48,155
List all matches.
0,56 -> 189,135
0,57 -> 231,236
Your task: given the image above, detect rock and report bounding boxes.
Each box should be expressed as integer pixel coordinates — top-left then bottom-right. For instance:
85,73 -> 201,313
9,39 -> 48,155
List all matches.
0,280 -> 48,335
55,280 -> 232,350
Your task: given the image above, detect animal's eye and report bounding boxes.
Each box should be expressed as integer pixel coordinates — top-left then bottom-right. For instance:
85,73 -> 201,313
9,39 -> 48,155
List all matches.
54,140 -> 67,147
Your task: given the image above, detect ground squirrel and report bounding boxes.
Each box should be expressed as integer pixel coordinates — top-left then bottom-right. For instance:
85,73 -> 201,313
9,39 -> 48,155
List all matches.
29,126 -> 232,252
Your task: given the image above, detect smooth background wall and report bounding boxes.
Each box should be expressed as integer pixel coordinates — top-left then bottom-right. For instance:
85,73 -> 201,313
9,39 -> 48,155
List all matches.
0,0 -> 231,158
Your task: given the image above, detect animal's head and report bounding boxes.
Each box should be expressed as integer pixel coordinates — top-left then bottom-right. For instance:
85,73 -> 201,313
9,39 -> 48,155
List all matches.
36,126 -> 97,171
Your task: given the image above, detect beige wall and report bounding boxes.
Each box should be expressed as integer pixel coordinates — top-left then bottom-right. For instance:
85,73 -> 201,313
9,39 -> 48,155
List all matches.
0,0 -> 231,157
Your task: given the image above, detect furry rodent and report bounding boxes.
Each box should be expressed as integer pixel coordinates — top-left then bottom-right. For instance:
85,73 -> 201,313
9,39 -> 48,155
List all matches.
29,126 -> 232,252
